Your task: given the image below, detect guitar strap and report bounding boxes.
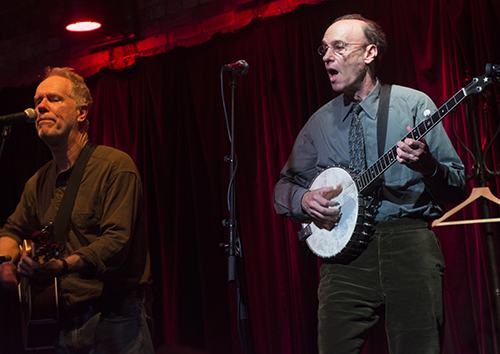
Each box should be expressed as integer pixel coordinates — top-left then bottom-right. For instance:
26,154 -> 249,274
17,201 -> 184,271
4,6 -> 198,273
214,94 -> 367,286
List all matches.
51,142 -> 97,245
377,84 -> 392,158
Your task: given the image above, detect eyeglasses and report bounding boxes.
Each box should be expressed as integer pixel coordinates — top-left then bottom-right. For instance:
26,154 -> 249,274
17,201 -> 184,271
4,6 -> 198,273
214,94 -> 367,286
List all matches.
317,41 -> 370,56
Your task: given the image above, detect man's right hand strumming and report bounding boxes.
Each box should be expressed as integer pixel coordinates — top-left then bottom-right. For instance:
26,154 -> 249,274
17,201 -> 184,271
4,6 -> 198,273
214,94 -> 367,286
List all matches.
301,185 -> 343,227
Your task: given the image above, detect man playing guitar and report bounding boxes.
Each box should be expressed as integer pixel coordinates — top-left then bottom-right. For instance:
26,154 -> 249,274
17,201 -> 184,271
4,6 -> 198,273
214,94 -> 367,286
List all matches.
0,67 -> 153,354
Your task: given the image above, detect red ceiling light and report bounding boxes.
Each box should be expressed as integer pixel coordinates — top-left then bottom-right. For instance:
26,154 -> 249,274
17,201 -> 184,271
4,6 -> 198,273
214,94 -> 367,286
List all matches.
66,21 -> 102,32
64,0 -> 137,44
65,0 -> 103,33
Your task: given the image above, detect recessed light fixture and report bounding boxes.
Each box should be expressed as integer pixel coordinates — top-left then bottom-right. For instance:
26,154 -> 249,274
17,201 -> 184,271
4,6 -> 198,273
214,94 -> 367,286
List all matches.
66,21 -> 102,32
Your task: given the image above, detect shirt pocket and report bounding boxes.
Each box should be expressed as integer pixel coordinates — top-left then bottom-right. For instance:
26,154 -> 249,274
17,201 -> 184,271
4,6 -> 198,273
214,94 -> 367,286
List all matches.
69,211 -> 101,247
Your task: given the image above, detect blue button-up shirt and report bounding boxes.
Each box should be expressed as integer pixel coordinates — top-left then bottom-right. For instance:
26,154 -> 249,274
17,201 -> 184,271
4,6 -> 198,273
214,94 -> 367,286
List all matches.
274,82 -> 465,223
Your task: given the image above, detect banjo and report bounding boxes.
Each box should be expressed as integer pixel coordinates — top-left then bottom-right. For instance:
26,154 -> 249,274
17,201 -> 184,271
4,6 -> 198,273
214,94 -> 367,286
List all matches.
298,64 -> 499,261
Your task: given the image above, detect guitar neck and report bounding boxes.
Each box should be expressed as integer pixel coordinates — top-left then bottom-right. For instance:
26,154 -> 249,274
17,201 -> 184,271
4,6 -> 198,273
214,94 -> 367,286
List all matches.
356,74 -> 492,193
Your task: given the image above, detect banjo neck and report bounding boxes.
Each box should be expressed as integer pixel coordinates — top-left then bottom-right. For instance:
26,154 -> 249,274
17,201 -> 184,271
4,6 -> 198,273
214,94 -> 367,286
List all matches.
355,72 -> 493,193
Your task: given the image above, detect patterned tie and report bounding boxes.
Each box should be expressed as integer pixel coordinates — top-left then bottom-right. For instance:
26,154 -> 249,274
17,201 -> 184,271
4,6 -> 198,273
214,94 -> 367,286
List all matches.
348,103 -> 366,173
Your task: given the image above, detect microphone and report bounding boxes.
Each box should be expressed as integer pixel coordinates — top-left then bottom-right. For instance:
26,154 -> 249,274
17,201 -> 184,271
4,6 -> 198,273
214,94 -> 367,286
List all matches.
222,60 -> 249,76
0,255 -> 12,264
0,108 -> 37,125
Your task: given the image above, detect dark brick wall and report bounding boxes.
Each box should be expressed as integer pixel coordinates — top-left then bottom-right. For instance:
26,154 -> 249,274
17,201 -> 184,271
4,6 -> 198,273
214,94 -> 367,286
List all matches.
0,0 -> 322,89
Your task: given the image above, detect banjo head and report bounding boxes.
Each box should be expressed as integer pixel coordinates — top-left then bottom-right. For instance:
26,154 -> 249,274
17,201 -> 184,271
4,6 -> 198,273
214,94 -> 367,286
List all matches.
303,166 -> 360,259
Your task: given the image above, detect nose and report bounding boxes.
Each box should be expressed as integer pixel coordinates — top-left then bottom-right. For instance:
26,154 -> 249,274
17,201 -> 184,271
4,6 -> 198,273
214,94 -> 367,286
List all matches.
322,46 -> 335,63
36,97 -> 49,114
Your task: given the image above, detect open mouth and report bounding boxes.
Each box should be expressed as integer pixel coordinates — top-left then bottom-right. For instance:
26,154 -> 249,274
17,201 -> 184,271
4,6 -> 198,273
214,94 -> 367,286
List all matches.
327,68 -> 339,79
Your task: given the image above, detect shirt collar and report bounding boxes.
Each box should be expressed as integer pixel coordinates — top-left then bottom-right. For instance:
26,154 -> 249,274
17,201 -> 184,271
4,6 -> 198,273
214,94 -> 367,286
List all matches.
360,80 -> 381,121
338,79 -> 381,122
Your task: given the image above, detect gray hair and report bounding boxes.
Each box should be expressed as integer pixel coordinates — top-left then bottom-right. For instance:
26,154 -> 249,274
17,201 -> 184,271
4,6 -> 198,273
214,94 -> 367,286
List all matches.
333,14 -> 388,68
44,67 -> 93,109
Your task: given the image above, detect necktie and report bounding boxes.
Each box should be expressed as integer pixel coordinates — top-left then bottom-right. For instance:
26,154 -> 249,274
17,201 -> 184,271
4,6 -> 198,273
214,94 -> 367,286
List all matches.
348,103 -> 366,173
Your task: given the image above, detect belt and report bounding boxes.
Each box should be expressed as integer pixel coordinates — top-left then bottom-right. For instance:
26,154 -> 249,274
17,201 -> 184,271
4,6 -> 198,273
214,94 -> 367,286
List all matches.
60,286 -> 147,323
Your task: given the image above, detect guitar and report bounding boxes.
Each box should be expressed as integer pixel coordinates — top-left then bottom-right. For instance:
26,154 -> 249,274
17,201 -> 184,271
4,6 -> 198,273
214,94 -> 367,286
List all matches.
18,224 -> 60,350
299,64 -> 499,260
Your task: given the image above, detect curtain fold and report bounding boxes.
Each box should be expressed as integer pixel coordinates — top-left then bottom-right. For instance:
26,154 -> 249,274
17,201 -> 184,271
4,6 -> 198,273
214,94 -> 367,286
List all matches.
1,0 -> 500,353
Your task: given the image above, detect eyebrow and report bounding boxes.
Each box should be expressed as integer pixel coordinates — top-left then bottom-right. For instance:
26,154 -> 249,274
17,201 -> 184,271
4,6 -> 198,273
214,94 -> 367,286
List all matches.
322,39 -> 343,44
34,93 -> 62,104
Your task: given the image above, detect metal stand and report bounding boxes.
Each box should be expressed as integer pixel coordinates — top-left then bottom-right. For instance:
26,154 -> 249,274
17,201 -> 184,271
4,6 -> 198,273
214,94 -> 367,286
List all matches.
454,65 -> 500,350
0,125 -> 12,165
221,71 -> 255,354
223,73 -> 239,283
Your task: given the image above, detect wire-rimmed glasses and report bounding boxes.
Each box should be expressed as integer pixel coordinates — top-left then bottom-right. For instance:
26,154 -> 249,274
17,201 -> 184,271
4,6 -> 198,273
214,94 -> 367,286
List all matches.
317,41 -> 370,56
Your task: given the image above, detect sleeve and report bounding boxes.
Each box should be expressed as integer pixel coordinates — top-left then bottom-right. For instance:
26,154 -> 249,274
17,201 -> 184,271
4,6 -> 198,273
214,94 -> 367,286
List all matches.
0,176 -> 43,246
414,93 -> 466,206
273,126 -> 319,223
422,122 -> 466,205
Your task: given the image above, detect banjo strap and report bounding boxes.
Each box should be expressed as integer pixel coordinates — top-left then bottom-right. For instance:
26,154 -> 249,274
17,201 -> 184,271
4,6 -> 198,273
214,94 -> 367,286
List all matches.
377,84 -> 392,158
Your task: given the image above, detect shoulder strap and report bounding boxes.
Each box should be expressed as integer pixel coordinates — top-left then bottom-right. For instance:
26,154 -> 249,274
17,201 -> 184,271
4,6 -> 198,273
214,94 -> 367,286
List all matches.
52,143 -> 97,243
377,84 -> 392,158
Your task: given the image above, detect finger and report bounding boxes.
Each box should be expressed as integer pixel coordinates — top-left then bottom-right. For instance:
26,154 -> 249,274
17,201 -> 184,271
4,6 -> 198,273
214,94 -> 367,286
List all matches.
43,259 -> 63,277
18,256 -> 42,277
396,146 -> 412,162
418,137 -> 430,152
322,185 -> 343,200
315,204 -> 342,221
17,262 -> 32,277
405,139 -> 426,152
311,189 -> 339,208
396,140 -> 410,153
304,187 -> 342,220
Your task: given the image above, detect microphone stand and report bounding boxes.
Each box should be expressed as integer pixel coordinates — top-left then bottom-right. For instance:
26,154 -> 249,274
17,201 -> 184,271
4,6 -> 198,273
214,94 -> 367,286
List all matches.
0,125 -> 12,165
224,72 -> 238,284
452,65 -> 500,351
0,109 -> 36,164
222,71 -> 255,354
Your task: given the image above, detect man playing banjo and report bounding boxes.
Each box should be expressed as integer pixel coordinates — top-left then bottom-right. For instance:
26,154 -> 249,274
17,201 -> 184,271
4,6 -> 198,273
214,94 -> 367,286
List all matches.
273,14 -> 465,353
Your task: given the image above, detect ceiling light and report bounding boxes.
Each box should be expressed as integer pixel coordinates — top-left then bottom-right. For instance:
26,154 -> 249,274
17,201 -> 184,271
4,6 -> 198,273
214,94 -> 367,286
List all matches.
66,21 -> 102,32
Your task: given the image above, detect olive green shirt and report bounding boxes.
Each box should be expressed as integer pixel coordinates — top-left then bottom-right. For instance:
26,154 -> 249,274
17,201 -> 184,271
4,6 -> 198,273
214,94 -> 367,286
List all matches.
0,145 -> 150,309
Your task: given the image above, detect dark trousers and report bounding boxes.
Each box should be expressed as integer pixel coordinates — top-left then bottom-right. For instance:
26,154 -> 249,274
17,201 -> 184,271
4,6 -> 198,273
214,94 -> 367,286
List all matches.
318,219 -> 444,354
55,297 -> 154,354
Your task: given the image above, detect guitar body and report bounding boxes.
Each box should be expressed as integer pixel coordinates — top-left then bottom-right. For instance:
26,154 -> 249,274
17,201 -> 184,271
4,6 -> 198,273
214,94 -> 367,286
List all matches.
19,239 -> 59,350
301,166 -> 378,261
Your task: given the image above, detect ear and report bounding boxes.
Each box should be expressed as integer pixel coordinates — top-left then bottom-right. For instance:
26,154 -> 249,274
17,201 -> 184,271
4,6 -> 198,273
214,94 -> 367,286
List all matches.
77,104 -> 89,123
364,44 -> 378,65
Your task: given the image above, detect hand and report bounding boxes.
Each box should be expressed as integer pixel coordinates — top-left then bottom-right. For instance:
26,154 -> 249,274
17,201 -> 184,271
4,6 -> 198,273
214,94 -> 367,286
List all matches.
301,185 -> 343,226
0,261 -> 18,291
17,250 -> 65,278
396,126 -> 438,176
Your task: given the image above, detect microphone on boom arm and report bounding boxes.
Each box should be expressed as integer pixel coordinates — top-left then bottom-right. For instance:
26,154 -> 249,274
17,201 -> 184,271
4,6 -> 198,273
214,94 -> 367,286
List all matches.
222,60 -> 249,76
0,108 -> 37,125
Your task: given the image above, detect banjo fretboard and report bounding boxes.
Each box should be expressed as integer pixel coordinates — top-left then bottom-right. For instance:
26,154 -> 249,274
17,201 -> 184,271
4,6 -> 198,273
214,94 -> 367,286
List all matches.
356,74 -> 492,192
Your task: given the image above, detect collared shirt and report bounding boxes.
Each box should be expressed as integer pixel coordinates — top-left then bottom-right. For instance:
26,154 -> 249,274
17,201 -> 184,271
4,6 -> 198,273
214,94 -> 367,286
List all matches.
273,81 -> 465,223
0,145 -> 150,308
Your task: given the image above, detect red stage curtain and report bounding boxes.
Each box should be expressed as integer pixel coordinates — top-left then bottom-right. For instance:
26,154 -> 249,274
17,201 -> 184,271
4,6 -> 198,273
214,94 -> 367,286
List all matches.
1,1 -> 500,353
